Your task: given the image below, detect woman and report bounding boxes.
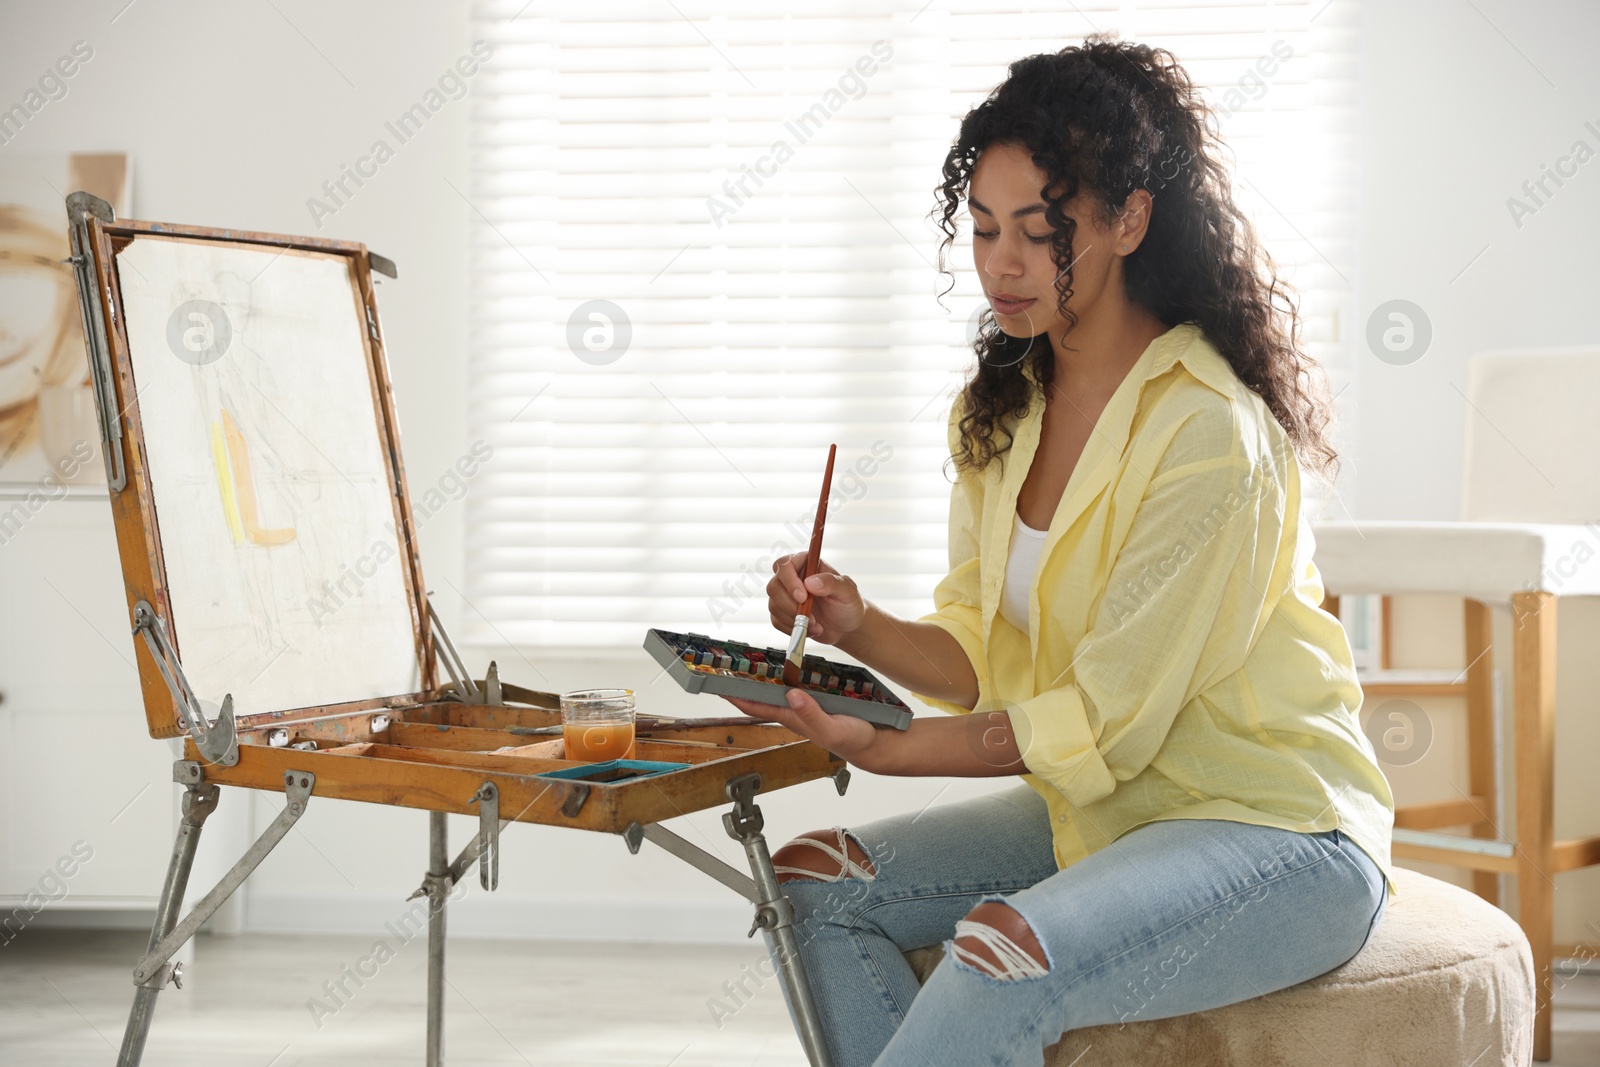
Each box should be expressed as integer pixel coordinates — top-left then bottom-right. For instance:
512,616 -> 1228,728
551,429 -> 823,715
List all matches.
721,35 -> 1395,1067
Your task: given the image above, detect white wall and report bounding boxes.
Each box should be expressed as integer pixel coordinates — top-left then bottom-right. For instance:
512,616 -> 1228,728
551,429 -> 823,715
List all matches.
4,0 -> 1597,950
1354,0 -> 1600,518
1355,0 -> 1600,949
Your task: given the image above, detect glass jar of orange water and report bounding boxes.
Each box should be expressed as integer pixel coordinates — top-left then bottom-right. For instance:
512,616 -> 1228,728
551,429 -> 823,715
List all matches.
560,689 -> 636,762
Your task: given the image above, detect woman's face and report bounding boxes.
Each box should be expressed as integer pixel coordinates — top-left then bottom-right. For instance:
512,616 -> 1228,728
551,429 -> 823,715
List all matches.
967,142 -> 1131,339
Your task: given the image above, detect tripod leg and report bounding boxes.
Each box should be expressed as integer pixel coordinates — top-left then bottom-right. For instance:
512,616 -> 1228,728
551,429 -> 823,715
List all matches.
722,774 -> 834,1067
426,811 -> 448,1067
117,783 -> 220,1067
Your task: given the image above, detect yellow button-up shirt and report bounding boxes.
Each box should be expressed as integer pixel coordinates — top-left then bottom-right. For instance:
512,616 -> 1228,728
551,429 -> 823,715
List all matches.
914,323 -> 1397,894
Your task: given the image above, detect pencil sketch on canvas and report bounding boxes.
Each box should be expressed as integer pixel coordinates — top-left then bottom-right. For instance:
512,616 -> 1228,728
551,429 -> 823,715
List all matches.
114,235 -> 421,716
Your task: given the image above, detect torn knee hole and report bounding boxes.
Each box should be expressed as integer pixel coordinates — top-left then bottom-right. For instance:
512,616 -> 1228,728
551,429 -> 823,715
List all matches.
951,902 -> 1049,981
772,827 -> 876,884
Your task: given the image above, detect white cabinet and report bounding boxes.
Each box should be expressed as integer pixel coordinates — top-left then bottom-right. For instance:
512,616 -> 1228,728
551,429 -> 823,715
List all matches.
0,494 -> 177,911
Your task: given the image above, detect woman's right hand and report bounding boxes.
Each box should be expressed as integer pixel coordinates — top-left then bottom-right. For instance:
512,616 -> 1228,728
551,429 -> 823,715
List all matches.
768,552 -> 867,646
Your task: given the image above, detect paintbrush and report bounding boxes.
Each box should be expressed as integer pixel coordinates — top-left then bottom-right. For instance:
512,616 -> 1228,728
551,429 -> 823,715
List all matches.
508,715 -> 767,737
783,443 -> 838,688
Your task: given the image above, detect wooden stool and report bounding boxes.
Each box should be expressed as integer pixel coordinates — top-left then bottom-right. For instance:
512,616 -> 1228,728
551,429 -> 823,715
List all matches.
1311,346 -> 1600,1058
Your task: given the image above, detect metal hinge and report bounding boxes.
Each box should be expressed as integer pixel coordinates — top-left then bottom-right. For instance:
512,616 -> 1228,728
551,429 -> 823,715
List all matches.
133,600 -> 238,766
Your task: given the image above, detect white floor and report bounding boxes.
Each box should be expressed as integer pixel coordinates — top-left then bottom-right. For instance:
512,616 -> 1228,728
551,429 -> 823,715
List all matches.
2,928 -> 1597,1066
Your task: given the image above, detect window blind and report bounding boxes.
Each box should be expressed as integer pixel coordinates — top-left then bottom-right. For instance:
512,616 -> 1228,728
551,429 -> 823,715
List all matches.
464,1 -> 1357,649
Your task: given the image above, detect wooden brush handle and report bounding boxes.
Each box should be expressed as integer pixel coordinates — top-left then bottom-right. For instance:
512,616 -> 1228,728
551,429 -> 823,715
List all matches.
796,443 -> 838,617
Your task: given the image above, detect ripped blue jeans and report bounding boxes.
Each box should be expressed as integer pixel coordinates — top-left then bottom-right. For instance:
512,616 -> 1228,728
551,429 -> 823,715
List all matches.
767,783 -> 1387,1067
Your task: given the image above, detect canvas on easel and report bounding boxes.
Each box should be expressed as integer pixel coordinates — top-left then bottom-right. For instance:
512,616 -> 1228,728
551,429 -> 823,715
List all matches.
115,233 -> 422,718
65,191 -> 845,1067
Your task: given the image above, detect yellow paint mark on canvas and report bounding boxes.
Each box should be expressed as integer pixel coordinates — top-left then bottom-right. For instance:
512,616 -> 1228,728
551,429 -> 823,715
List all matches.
210,420 -> 246,545
221,408 -> 296,546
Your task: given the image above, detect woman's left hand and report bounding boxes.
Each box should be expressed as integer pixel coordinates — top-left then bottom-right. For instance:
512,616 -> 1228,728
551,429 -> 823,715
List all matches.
722,688 -> 883,767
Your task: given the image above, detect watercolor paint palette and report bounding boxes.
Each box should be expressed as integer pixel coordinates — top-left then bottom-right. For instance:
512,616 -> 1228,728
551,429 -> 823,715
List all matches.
643,628 -> 914,731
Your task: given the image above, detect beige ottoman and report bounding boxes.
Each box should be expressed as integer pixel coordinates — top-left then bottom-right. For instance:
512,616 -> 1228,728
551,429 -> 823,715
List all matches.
902,867 -> 1534,1065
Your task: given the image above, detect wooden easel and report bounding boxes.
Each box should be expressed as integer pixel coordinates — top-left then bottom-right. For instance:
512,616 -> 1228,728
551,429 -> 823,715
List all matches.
65,192 -> 843,1067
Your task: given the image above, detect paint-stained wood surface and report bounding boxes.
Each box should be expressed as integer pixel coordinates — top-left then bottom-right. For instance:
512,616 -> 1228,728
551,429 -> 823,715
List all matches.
187,699 -> 841,833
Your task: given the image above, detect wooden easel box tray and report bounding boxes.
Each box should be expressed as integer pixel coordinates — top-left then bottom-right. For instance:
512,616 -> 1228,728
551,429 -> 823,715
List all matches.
68,200 -> 841,830
191,689 -> 839,834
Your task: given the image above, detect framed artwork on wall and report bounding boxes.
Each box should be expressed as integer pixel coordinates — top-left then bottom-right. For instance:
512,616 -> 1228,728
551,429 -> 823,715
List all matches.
0,152 -> 129,496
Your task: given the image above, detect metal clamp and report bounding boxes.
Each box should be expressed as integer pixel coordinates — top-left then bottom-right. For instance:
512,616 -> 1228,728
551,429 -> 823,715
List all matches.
147,961 -> 183,991
133,601 -> 238,766
408,869 -> 454,909
368,250 -> 398,279
64,191 -> 126,491
746,888 -> 797,939
476,661 -> 503,705
411,805 -> 515,905
722,771 -> 765,840
470,782 -> 500,891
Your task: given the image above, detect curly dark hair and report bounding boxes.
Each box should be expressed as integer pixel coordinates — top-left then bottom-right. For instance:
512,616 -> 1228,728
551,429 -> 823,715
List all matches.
931,34 -> 1339,484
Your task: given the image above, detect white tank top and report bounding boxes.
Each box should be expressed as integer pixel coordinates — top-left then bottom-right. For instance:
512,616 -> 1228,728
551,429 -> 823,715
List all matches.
999,510 -> 1048,636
